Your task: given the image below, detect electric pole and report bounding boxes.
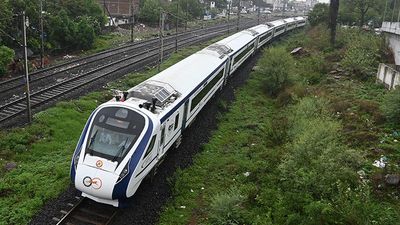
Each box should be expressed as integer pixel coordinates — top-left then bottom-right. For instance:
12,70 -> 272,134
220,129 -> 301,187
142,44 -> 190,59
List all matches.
237,0 -> 240,31
131,0 -> 134,42
40,0 -> 44,68
23,11 -> 32,123
158,12 -> 165,71
257,6 -> 260,24
227,2 -> 231,34
175,3 -> 179,52
185,0 -> 188,31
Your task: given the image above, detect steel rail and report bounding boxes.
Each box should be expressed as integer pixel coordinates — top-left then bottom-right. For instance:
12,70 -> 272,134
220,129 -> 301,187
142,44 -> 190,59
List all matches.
0,21 -> 258,124
56,198 -> 118,225
0,20 -> 250,95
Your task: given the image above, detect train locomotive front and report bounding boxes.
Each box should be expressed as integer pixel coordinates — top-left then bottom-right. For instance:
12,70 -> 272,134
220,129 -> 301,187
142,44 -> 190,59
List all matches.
70,103 -> 156,207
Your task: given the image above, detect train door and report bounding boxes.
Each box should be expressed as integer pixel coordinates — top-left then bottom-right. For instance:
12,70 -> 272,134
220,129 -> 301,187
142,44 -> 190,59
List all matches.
140,134 -> 158,169
158,124 -> 166,157
182,101 -> 189,129
225,59 -> 231,81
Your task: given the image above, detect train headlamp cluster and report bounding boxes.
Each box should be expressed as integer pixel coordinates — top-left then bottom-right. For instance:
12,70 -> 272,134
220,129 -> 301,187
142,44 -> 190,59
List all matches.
117,162 -> 129,183
74,154 -> 80,169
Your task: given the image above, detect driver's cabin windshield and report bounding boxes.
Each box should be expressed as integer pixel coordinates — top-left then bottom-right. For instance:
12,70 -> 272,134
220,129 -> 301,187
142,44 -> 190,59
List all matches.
85,107 -> 146,162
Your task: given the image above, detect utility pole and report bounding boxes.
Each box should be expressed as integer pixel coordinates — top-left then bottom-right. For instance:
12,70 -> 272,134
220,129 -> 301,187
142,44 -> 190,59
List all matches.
185,0 -> 188,31
257,6 -> 260,24
175,3 -> 179,52
237,0 -> 240,31
131,0 -> 134,42
23,11 -> 32,123
40,0 -> 44,68
158,12 -> 165,71
227,2 -> 230,34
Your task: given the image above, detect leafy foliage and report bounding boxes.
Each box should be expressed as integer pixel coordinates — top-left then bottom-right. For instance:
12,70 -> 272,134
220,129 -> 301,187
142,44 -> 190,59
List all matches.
381,88 -> 400,125
308,3 -> 329,26
209,187 -> 245,225
49,11 -> 96,50
341,30 -> 383,79
339,0 -> 387,26
0,0 -> 105,52
139,0 -> 162,23
0,45 -> 14,77
256,47 -> 294,96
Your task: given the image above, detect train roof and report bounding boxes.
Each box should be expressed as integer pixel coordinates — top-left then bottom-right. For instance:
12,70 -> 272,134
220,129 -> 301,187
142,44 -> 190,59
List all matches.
129,51 -> 226,99
267,20 -> 286,27
215,31 -> 257,55
248,24 -> 273,36
283,18 -> 296,23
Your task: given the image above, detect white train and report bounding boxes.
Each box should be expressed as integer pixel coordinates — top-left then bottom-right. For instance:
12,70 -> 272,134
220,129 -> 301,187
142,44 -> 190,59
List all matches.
70,17 -> 306,207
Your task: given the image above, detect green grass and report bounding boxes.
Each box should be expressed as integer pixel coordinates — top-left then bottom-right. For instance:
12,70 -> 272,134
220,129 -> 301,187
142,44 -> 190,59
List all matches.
158,28 -> 400,224
0,37 -> 224,225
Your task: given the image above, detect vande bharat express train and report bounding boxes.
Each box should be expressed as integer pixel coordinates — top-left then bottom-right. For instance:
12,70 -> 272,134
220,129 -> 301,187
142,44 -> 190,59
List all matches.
70,17 -> 306,207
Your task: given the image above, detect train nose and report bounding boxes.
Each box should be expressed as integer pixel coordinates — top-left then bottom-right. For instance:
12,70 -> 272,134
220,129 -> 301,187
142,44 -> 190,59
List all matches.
75,156 -> 120,200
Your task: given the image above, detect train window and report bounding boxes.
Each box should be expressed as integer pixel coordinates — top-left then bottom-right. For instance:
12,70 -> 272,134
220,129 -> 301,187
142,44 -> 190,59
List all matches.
144,135 -> 157,158
276,26 -> 285,33
85,107 -> 145,163
174,114 -> 179,130
235,43 -> 255,63
259,32 -> 272,43
190,69 -> 224,111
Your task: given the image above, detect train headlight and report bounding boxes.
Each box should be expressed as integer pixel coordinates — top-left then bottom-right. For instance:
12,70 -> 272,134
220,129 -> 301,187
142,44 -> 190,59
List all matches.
74,154 -> 80,169
117,163 -> 129,183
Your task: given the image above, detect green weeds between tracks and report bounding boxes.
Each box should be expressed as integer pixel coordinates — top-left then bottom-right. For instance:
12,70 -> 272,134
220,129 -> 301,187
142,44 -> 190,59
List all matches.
158,28 -> 400,224
0,38 -> 223,225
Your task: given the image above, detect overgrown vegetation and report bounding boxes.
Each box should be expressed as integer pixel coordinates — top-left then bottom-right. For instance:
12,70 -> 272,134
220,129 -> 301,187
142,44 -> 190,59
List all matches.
255,47 -> 295,96
0,38 -> 223,225
158,27 -> 400,224
0,45 -> 14,76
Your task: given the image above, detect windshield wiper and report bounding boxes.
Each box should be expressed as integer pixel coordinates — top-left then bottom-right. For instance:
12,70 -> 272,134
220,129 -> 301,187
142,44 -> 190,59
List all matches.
88,130 -> 98,156
112,137 -> 128,162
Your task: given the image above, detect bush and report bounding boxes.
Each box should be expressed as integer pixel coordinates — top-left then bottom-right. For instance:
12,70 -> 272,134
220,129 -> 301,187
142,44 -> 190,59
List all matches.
139,0 -> 162,23
297,55 -> 327,84
256,47 -> 295,96
278,97 -> 365,223
209,187 -> 245,225
341,31 -> 383,79
0,45 -> 14,76
308,3 -> 329,26
381,88 -> 400,126
49,10 -> 96,50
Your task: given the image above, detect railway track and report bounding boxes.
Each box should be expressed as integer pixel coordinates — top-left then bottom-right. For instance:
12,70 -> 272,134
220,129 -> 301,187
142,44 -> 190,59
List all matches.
54,197 -> 118,225
0,21 -> 247,99
0,19 -> 261,127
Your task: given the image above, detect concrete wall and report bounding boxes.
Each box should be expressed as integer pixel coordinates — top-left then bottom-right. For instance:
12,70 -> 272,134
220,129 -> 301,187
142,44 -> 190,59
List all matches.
382,22 -> 400,66
376,63 -> 400,90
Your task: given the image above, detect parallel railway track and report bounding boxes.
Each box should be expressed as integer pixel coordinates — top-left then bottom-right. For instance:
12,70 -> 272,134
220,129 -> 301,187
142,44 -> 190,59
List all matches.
0,21 -> 245,98
0,19 -> 262,127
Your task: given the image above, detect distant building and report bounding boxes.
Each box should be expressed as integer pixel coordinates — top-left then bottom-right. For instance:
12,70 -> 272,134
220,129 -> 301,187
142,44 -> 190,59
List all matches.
98,0 -> 140,18
306,0 -> 318,8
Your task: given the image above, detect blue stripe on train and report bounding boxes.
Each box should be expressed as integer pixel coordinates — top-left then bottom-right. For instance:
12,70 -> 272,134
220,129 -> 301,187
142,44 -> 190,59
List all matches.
70,112 -> 95,183
112,116 -> 153,199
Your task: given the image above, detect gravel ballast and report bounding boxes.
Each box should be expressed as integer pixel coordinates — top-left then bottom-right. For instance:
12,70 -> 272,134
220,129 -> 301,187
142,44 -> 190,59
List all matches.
29,51 -> 262,225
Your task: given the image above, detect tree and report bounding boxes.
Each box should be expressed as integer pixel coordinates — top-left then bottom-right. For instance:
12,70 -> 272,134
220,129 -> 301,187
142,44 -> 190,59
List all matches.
0,0 -> 12,33
354,0 -> 374,27
308,3 -> 329,26
139,0 -> 162,23
329,0 -> 339,46
0,45 -> 15,77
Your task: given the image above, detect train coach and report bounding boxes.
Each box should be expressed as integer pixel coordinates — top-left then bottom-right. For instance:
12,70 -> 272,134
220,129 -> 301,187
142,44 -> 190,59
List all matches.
70,17 -> 306,207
